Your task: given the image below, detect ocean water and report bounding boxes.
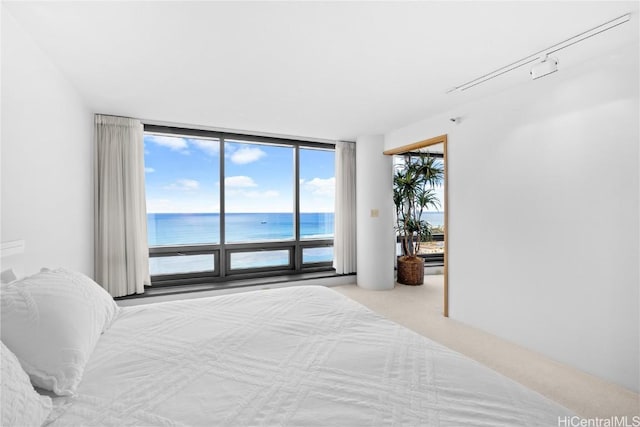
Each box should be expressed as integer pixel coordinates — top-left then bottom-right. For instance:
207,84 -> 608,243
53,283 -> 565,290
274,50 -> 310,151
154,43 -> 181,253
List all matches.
148,211 -> 444,247
147,212 -> 335,246
147,213 -> 335,273
147,211 -> 443,274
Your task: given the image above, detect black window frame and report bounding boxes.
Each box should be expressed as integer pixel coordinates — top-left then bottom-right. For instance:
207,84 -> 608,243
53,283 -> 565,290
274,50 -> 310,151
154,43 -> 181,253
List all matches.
144,124 -> 336,287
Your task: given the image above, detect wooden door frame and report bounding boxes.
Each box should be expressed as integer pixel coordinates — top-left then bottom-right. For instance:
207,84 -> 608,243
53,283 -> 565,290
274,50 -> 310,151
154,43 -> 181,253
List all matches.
384,134 -> 449,317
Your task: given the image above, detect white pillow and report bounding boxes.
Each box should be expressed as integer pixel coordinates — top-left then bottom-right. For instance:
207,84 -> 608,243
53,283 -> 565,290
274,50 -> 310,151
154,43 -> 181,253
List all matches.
0,268 -> 120,396
1,340 -> 52,427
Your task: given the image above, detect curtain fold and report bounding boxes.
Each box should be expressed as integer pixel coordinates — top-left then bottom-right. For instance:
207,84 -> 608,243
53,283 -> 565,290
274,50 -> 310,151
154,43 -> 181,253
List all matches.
94,115 -> 150,297
333,141 -> 357,274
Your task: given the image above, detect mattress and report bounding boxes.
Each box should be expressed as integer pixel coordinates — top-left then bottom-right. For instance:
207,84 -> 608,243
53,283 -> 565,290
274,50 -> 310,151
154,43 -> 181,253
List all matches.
48,285 -> 572,426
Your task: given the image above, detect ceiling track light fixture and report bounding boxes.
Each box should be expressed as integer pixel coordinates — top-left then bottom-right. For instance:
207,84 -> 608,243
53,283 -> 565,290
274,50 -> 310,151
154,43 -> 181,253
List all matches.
447,13 -> 631,93
530,55 -> 558,80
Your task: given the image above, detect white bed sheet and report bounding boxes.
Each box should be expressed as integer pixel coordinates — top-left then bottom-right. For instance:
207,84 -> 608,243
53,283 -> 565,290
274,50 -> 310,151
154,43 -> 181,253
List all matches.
48,285 -> 572,426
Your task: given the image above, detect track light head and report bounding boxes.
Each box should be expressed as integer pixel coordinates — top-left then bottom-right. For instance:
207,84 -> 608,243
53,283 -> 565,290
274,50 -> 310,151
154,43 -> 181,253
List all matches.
530,56 -> 559,80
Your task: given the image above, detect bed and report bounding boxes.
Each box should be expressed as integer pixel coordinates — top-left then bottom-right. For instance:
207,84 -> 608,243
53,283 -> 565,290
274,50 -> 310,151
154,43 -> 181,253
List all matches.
1,265 -> 572,426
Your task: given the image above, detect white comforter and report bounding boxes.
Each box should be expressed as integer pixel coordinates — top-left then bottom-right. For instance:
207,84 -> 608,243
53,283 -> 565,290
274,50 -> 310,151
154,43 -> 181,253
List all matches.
49,286 -> 571,426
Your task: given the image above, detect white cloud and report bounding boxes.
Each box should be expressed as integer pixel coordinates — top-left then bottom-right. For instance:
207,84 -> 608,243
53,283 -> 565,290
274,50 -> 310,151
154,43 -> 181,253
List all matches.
230,147 -> 266,164
146,135 -> 222,157
190,139 -> 219,156
164,179 -> 199,191
146,198 -> 219,214
302,177 -> 335,197
225,175 -> 257,188
146,199 -> 173,213
145,167 -> 155,173
146,135 -> 190,154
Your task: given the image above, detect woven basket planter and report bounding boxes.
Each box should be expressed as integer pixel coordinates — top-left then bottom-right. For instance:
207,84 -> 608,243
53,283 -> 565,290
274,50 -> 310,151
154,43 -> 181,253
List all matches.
397,256 -> 425,286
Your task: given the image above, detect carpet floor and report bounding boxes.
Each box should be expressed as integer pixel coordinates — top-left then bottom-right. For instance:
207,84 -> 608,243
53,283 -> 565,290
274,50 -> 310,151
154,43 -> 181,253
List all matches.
333,276 -> 639,419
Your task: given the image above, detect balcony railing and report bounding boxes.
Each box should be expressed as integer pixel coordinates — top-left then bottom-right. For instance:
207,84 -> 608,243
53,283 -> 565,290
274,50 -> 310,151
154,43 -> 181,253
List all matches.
396,233 -> 444,264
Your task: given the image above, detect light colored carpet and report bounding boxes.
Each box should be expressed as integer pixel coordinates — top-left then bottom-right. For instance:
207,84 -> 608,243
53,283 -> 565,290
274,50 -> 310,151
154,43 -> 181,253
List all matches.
333,276 -> 640,419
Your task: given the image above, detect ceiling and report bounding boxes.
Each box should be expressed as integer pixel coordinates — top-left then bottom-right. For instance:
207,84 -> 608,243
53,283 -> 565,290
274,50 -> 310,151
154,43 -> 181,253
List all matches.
4,1 -> 638,141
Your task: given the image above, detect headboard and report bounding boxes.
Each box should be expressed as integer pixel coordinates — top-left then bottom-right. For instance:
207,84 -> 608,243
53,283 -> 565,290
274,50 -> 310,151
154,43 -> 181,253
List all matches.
1,240 -> 26,282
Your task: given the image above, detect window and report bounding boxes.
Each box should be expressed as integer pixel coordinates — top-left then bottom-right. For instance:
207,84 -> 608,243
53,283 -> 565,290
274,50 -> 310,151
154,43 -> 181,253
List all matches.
143,126 -> 335,285
299,147 -> 335,240
150,254 -> 216,275
229,249 -> 291,271
224,140 -> 294,244
302,246 -> 333,264
299,147 -> 335,265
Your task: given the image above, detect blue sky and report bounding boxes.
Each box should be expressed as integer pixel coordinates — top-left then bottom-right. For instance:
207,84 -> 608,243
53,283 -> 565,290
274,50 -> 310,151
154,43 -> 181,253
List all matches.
144,134 -> 335,213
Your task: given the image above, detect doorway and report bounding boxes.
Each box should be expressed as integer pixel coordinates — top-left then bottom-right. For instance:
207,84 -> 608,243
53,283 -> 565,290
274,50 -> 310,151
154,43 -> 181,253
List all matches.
384,134 -> 449,317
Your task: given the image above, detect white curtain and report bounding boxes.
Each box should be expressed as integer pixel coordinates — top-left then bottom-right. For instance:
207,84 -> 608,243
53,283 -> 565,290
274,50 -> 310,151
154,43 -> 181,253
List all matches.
94,115 -> 150,297
333,141 -> 357,274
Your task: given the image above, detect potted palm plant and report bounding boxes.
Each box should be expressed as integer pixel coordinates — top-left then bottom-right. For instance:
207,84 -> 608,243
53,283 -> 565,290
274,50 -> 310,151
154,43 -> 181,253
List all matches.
393,153 -> 443,285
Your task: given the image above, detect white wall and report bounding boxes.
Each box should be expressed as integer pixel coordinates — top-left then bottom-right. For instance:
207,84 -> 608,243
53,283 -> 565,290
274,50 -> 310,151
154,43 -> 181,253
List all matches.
355,135 -> 395,290
1,9 -> 93,277
385,43 -> 639,392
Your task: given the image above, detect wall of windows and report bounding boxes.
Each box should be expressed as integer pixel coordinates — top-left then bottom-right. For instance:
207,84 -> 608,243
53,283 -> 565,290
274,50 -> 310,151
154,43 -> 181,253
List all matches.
144,125 -> 335,285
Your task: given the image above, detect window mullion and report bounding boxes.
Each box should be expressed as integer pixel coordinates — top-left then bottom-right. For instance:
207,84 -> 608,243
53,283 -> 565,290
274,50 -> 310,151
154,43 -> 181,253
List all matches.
219,137 -> 227,278
294,145 -> 302,271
